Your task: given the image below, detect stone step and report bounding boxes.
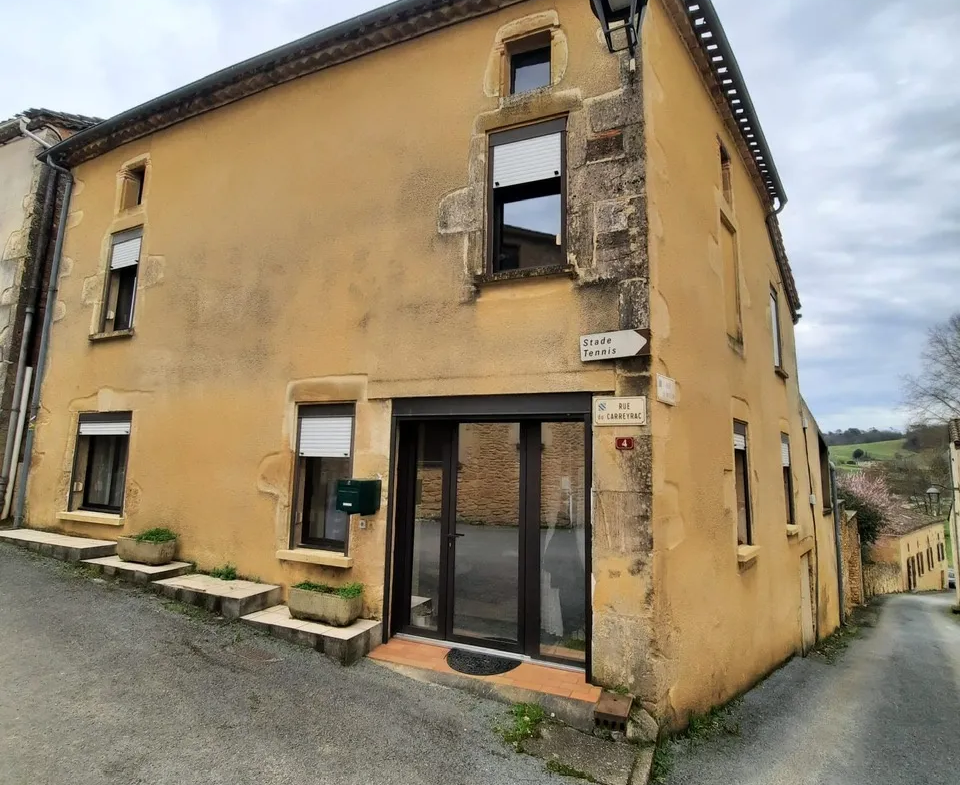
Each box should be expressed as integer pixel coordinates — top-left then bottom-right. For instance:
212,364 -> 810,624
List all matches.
241,604 -> 382,666
0,528 -> 117,562
82,555 -> 194,584
151,574 -> 282,620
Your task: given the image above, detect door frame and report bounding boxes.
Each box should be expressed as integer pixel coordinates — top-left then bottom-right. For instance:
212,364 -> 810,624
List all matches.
383,393 -> 594,675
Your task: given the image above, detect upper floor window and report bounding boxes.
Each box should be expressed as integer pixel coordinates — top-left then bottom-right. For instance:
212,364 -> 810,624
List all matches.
771,288 -> 784,371
719,143 -> 733,205
781,433 -> 794,527
489,119 -> 565,274
70,413 -> 131,515
292,405 -> 355,553
506,32 -> 552,95
120,166 -> 146,211
103,228 -> 141,333
734,421 -> 752,546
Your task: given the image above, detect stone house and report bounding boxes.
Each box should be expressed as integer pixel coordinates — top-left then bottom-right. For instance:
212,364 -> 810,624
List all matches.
18,0 -> 839,727
0,109 -> 99,518
866,512 -> 948,594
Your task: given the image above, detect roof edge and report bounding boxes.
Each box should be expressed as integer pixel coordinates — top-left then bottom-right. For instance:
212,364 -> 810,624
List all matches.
45,0 -> 527,167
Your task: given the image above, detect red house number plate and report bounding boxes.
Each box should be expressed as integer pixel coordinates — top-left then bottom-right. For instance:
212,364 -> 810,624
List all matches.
615,437 -> 635,451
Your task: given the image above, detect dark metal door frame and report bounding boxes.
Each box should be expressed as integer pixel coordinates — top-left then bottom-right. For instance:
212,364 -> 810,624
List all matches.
386,393 -> 594,675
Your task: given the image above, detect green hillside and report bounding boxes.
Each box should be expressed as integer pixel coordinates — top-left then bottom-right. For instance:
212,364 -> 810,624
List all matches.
830,439 -> 906,465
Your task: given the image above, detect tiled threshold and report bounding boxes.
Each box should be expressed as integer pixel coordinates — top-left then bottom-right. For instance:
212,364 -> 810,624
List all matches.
369,638 -> 601,731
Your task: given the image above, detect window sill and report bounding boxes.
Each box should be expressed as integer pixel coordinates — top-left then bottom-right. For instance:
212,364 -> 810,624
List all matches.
786,525 -> 801,538
775,367 -> 790,380
737,545 -> 760,569
57,510 -> 124,527
475,264 -> 575,286
277,548 -> 353,569
89,329 -> 135,343
798,535 -> 815,555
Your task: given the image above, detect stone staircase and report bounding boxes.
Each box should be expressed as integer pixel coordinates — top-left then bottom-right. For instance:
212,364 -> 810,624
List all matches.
1,528 -> 381,664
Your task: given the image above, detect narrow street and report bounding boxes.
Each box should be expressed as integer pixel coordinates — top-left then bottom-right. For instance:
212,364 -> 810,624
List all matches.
664,592 -> 960,785
0,544 -> 564,785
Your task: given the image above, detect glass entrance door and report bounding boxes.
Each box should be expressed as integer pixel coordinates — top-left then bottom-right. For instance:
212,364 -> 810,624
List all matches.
394,417 -> 587,665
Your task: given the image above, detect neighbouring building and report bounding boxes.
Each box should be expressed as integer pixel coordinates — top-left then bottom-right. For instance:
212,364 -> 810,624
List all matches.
19,0 -> 839,727
866,512 -> 948,594
0,109 -> 100,518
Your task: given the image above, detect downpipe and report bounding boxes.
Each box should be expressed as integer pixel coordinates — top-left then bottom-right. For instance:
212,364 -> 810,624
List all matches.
12,141 -> 73,529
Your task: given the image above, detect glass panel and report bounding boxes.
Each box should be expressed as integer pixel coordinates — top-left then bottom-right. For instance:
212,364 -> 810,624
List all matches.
539,422 -> 586,663
302,457 -> 350,548
109,438 -> 129,509
409,424 -> 446,633
512,48 -> 551,94
498,192 -> 562,271
453,423 -> 520,645
735,450 -> 750,545
85,436 -> 117,508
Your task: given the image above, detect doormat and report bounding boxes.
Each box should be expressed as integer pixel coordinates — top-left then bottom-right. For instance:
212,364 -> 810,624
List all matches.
446,649 -> 521,676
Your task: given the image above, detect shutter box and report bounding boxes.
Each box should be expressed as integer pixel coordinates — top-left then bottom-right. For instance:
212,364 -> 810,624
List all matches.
493,132 -> 562,188
781,437 -> 791,467
79,419 -> 131,437
111,231 -> 142,270
299,416 -> 352,458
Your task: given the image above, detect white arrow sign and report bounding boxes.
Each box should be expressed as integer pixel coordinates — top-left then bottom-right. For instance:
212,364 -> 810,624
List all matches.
580,329 -> 651,362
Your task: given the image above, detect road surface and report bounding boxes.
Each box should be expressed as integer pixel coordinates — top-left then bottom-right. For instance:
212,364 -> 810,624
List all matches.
0,543 -> 565,785
663,592 -> 960,785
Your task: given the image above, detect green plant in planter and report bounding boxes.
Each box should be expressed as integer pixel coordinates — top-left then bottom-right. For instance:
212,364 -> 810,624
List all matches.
293,581 -> 364,599
210,564 -> 238,581
134,527 -> 177,543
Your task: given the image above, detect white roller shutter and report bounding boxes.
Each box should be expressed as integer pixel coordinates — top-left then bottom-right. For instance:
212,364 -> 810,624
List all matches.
299,416 -> 352,458
111,235 -> 142,270
79,420 -> 131,436
734,433 -> 746,451
781,437 -> 791,467
493,133 -> 562,188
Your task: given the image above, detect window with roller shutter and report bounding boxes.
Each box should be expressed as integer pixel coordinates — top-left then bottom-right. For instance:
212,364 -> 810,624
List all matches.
733,421 -> 752,546
69,413 -> 132,514
781,433 -> 795,527
488,118 -> 565,274
102,228 -> 142,333
292,404 -> 355,553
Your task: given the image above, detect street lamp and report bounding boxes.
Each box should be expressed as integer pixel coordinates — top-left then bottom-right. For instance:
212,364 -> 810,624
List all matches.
926,486 -> 941,516
590,0 -> 648,61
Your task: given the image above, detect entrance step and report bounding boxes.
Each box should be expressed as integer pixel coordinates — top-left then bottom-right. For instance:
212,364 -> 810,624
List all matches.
241,605 -> 381,666
0,528 -> 117,562
81,555 -> 193,584
151,574 -> 281,620
368,638 -> 601,731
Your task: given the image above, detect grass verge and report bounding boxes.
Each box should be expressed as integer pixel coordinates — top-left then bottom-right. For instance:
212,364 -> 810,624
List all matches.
496,703 -> 546,750
546,759 -> 596,781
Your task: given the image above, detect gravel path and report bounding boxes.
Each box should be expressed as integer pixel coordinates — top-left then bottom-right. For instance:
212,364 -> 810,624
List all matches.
0,543 -> 565,785
662,592 -> 960,785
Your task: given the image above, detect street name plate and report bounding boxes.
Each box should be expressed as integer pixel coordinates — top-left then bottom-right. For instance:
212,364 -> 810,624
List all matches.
593,397 -> 647,427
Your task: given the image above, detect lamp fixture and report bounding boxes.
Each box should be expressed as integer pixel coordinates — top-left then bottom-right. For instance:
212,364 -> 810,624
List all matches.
590,0 -> 648,61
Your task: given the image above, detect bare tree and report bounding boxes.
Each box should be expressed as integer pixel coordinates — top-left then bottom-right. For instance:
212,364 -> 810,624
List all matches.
903,312 -> 960,423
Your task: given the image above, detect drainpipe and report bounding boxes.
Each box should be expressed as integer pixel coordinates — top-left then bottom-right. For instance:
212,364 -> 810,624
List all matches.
0,123 -> 60,515
829,463 -> 845,625
12,129 -> 74,529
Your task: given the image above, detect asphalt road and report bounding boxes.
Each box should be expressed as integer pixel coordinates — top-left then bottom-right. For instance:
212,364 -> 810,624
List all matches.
664,592 -> 960,785
0,543 -> 565,785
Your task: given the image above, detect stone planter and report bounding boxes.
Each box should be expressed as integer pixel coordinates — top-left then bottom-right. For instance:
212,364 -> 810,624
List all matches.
117,536 -> 177,566
288,587 -> 362,627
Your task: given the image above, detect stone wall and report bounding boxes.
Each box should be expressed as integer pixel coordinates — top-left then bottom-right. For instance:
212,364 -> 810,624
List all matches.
864,562 -> 903,598
840,509 -> 864,616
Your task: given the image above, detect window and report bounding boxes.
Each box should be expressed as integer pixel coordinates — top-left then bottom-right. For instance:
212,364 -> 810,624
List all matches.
818,435 -> 832,512
781,433 -> 794,526
489,119 -> 564,273
69,413 -> 131,514
771,289 -> 783,370
511,46 -> 551,94
719,143 -> 732,204
102,228 -> 141,332
120,166 -> 146,210
927,548 -> 934,570
721,219 -> 742,342
292,405 -> 354,553
918,554 -> 924,577
734,421 -> 752,546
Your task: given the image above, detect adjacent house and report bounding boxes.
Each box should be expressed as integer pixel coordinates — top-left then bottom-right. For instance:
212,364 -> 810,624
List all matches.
867,512 -> 948,593
948,419 -> 959,603
0,109 -> 100,518
18,0 -> 839,727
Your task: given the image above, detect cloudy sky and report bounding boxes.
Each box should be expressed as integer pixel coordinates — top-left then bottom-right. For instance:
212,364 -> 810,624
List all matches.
2,0 -> 957,432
